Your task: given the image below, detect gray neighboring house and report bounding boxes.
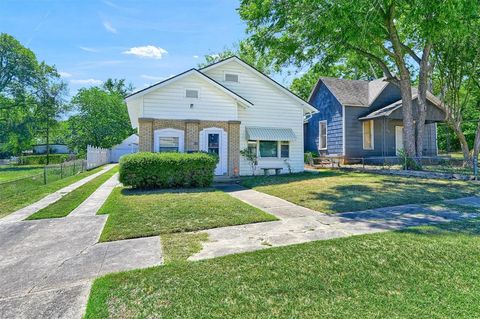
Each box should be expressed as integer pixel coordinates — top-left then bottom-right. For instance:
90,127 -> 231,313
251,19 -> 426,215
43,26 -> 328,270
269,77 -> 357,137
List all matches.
305,77 -> 446,161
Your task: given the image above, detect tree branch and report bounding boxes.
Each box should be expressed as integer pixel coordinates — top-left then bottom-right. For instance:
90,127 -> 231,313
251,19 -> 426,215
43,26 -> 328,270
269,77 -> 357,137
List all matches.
401,43 -> 421,64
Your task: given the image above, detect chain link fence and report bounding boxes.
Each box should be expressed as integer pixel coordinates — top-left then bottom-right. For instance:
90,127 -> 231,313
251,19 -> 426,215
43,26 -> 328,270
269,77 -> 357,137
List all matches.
0,160 -> 88,192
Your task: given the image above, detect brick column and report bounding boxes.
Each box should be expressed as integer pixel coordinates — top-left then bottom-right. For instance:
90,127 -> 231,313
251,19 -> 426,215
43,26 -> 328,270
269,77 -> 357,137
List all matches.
185,120 -> 200,152
228,121 -> 241,176
138,118 -> 154,152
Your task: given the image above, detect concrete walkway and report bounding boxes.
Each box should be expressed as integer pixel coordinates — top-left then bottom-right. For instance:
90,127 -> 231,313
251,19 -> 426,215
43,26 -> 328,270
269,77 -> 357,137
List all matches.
0,164 -> 116,224
0,174 -> 163,319
191,184 -> 480,260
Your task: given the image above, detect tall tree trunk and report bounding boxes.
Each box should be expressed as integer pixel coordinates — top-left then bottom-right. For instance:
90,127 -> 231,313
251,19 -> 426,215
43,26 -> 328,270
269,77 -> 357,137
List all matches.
473,120 -> 480,168
385,5 -> 416,159
416,43 -> 432,158
452,122 -> 471,166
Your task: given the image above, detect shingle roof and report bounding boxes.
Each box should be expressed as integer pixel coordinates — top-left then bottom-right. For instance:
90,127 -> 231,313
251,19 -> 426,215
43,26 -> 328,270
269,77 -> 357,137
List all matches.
320,77 -> 369,106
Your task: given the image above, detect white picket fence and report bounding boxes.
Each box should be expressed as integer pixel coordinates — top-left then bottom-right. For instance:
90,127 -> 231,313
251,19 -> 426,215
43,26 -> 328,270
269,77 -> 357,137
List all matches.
86,145 -> 111,169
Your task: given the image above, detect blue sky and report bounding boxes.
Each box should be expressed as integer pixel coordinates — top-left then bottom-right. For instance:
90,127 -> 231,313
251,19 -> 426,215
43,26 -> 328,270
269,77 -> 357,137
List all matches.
0,0 -> 251,96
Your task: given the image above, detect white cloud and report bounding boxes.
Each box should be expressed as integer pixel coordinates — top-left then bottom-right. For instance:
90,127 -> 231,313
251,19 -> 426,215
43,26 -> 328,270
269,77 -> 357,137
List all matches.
193,55 -> 199,59
59,71 -> 72,78
79,46 -> 99,53
103,21 -> 117,34
123,45 -> 167,59
70,79 -> 103,85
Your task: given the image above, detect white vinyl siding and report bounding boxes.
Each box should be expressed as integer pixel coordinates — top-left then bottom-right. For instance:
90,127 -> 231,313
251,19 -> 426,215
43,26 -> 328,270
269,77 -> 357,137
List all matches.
142,73 -> 238,121
203,60 -> 305,175
363,120 -> 374,150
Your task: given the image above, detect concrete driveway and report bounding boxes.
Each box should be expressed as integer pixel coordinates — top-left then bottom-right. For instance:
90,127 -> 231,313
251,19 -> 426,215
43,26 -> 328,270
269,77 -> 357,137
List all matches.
0,174 -> 163,319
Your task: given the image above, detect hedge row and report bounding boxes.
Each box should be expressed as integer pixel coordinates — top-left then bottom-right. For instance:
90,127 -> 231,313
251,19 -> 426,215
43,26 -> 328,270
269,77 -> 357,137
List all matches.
119,152 -> 218,189
19,154 -> 70,165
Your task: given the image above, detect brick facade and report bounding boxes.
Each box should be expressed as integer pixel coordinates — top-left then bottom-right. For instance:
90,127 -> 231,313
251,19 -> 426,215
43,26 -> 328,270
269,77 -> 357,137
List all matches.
138,117 -> 240,176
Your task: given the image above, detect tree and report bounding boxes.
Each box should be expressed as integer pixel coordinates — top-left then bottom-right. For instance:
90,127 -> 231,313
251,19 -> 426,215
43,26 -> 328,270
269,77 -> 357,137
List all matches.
433,6 -> 480,166
34,63 -> 68,164
69,79 -> 133,153
102,78 -> 134,97
238,0 -> 474,162
0,33 -> 40,156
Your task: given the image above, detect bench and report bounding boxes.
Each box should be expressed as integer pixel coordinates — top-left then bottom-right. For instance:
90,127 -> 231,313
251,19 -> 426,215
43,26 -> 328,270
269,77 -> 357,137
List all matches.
260,167 -> 283,176
313,156 -> 344,168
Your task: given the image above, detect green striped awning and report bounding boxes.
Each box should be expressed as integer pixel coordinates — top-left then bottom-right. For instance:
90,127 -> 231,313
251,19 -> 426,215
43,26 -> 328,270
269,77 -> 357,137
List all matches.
245,127 -> 296,141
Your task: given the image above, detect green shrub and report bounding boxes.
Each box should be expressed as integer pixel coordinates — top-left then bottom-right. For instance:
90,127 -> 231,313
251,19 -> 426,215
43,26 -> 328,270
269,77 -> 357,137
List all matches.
119,152 -> 218,189
304,151 -> 318,164
19,154 -> 70,165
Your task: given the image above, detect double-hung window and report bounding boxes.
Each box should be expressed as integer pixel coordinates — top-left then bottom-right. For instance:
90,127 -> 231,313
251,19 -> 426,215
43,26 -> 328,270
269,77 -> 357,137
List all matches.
280,141 -> 289,158
159,137 -> 179,152
319,121 -> 327,150
363,120 -> 374,150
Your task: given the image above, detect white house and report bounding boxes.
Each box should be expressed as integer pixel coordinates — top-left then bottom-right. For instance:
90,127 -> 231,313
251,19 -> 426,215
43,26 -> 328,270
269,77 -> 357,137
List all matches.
110,134 -> 139,163
125,56 -> 317,176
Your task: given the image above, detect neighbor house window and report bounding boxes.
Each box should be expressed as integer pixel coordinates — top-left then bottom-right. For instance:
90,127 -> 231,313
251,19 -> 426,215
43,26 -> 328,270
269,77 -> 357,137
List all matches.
224,73 -> 239,83
319,121 -> 327,150
259,141 -> 278,157
280,141 -> 290,158
159,137 -> 179,152
185,89 -> 199,98
363,120 -> 374,150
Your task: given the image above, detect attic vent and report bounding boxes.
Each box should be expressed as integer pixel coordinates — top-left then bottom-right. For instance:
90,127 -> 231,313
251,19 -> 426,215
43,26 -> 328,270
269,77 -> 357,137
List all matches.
225,73 -> 239,83
185,89 -> 199,99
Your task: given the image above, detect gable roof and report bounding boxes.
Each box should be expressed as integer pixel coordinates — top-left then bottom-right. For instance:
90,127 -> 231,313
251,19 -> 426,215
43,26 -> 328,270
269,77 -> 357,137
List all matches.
200,56 -> 318,114
125,68 -> 253,108
317,77 -> 369,106
310,77 -> 443,110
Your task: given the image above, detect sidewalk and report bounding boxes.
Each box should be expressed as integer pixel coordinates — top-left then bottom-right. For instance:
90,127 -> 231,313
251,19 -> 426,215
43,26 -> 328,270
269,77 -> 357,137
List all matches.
190,184 -> 480,260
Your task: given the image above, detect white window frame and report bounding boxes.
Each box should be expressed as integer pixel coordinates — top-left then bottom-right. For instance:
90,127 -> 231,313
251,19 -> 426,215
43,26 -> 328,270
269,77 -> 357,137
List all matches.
280,141 -> 290,158
185,88 -> 200,99
362,120 -> 375,150
223,71 -> 240,83
153,128 -> 185,153
318,120 -> 327,150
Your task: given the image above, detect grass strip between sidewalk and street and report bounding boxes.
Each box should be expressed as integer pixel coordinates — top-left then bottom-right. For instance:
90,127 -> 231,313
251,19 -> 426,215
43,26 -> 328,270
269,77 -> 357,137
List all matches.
27,166 -> 118,220
86,213 -> 480,319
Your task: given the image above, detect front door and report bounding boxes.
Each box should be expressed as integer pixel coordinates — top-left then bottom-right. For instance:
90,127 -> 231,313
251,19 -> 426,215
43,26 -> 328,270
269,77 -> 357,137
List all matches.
395,126 -> 404,156
200,128 -> 227,175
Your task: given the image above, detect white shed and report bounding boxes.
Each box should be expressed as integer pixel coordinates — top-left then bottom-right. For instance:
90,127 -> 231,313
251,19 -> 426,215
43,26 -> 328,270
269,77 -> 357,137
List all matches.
110,134 -> 139,162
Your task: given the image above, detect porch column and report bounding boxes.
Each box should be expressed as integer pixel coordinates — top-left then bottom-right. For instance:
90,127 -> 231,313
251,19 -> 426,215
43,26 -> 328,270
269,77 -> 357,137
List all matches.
228,121 -> 241,176
138,118 -> 154,152
185,120 -> 200,152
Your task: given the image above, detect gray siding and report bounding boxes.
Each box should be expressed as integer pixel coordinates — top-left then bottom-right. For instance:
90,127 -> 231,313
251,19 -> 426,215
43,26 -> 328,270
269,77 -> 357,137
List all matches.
306,82 -> 343,155
345,106 -> 438,158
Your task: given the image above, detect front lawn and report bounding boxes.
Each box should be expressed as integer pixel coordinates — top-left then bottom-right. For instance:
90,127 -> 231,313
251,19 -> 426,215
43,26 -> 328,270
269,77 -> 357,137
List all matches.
86,215 -> 480,318
26,166 -> 118,220
97,188 -> 277,242
241,170 -> 479,213
0,166 -> 104,218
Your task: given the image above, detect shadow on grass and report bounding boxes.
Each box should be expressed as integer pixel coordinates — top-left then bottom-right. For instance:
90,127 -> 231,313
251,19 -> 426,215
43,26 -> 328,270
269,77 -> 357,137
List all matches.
401,218 -> 480,237
241,171 -> 345,188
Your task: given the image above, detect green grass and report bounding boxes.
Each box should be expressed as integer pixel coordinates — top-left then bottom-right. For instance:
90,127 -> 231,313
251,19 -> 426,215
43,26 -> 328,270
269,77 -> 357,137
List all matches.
240,170 -> 479,213
26,166 -> 118,220
85,214 -> 480,318
0,165 -> 44,182
97,188 -> 277,242
161,232 -> 209,264
0,166 -> 105,219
